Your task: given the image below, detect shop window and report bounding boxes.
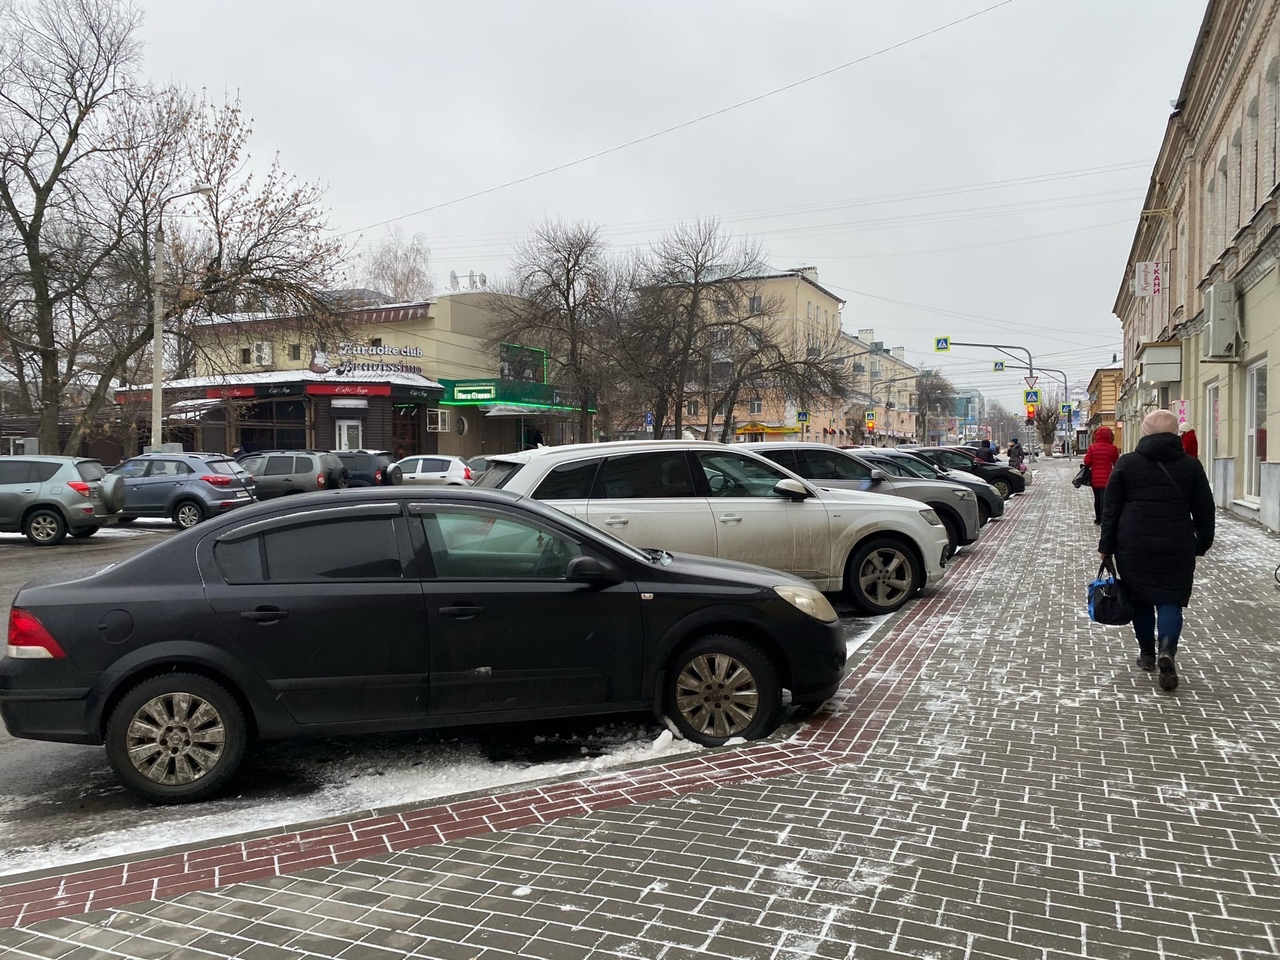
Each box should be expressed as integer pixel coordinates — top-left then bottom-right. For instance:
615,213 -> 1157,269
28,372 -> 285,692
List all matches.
426,408 -> 450,432
288,344 -> 301,361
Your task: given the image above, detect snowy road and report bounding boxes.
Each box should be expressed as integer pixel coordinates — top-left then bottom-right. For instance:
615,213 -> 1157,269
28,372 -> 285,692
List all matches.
0,523 -> 886,876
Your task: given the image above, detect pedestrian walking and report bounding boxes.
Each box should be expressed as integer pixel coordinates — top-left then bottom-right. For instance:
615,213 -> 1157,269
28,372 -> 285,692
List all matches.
1179,421 -> 1199,457
1098,409 -> 1215,691
974,439 -> 996,463
1082,426 -> 1119,524
1006,438 -> 1025,472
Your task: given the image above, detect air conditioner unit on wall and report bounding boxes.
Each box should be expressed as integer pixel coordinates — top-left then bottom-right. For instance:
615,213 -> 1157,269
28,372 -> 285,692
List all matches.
252,341 -> 273,367
1203,283 -> 1238,358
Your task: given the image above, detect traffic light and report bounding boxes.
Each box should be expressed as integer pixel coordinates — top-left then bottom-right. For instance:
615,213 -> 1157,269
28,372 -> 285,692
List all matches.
1025,403 -> 1036,426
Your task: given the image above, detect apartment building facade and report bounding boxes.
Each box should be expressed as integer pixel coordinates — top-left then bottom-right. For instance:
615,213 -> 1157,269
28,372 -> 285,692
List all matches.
1114,0 -> 1280,529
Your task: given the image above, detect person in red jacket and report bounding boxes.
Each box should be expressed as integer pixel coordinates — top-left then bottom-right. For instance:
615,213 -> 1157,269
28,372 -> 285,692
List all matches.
1179,421 -> 1199,457
1083,426 -> 1119,525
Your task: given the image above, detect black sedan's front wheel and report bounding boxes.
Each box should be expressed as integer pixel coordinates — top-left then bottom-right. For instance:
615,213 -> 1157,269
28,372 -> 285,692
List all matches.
992,477 -> 1013,499
666,635 -> 781,746
105,673 -> 247,804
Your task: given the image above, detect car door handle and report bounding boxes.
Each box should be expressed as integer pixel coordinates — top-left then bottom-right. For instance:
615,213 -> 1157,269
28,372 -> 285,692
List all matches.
603,516 -> 629,526
441,605 -> 483,618
718,514 -> 743,524
241,607 -> 288,622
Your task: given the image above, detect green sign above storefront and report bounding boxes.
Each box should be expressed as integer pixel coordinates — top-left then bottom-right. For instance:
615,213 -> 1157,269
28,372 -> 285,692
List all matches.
441,379 -> 595,412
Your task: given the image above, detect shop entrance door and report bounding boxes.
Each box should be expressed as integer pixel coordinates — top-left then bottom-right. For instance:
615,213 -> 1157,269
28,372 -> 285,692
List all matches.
336,420 -> 363,451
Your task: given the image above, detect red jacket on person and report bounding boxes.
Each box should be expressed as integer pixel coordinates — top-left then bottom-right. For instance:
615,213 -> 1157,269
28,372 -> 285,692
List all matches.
1083,426 -> 1119,490
1181,428 -> 1199,457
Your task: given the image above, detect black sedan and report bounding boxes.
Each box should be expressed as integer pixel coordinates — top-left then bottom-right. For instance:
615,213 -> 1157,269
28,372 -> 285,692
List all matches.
909,446 -> 1026,499
859,450 -> 1005,525
0,488 -> 846,804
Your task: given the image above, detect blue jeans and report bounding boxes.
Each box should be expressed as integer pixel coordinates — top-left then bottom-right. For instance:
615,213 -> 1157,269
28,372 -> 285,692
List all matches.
1132,603 -> 1183,656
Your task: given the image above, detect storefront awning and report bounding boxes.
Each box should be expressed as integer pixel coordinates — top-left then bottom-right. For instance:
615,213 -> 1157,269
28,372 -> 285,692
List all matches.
734,421 -> 802,435
482,404 -> 576,419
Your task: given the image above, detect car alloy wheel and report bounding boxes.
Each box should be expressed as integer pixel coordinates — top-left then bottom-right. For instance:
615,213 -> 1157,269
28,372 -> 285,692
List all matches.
174,501 -> 204,528
24,508 -> 67,546
667,635 -> 780,745
992,478 -> 1012,499
846,536 -> 920,615
106,673 -> 246,804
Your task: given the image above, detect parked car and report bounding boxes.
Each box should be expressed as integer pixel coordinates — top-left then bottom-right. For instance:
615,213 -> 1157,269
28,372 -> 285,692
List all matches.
859,449 -> 1004,525
396,454 -> 473,486
110,453 -> 257,529
333,450 -> 402,487
911,446 -> 1026,499
465,455 -> 497,482
476,440 -> 950,615
1,487 -> 847,803
0,456 -> 125,545
741,442 -> 979,558
237,451 -> 347,500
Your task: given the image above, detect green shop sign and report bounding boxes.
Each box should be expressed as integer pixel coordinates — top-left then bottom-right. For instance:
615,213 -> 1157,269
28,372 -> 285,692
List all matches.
441,379 -> 595,412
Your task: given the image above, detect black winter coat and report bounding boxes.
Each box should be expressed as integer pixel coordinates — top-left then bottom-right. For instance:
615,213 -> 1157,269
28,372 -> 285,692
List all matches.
1098,432 -> 1215,606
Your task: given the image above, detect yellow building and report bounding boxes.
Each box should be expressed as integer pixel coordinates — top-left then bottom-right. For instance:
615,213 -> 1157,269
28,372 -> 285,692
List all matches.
1114,0 -> 1280,528
1085,366 -> 1124,448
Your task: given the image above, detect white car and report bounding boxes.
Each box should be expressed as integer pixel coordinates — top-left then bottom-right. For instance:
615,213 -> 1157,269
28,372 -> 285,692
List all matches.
477,440 -> 950,614
395,455 -> 473,486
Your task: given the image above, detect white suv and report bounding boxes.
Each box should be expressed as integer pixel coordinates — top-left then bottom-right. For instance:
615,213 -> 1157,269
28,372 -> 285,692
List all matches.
477,440 -> 950,614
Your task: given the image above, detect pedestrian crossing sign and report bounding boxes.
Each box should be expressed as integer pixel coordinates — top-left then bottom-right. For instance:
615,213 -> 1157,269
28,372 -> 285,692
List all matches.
1060,403 -> 1072,414
934,337 -> 950,352
993,361 -> 1005,372
1023,389 -> 1040,404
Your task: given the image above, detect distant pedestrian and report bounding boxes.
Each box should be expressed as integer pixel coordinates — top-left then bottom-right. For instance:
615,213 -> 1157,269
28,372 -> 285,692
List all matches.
1006,438 -> 1025,471
1179,421 -> 1199,458
1082,426 -> 1118,524
1098,409 -> 1215,691
974,439 -> 996,463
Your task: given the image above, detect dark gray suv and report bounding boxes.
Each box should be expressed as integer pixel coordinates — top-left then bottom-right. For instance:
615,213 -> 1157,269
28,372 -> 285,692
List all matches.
0,456 -> 125,545
110,453 -> 257,529
238,451 -> 347,500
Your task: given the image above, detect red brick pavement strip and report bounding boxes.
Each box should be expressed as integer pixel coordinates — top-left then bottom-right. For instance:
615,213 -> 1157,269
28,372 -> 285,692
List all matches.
0,491 -> 1030,928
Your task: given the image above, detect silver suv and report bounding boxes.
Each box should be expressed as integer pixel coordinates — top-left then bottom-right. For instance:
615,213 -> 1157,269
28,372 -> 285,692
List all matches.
0,456 -> 125,545
478,440 -> 949,615
110,453 -> 257,528
742,442 -> 981,558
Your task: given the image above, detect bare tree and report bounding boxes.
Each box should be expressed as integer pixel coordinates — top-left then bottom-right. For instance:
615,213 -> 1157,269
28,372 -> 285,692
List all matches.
351,227 -> 433,302
484,219 -> 611,440
1034,395 -> 1062,449
914,369 -> 955,443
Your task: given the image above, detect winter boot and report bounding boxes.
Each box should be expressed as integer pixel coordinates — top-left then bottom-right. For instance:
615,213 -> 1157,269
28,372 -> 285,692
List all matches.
1136,640 -> 1156,671
1156,639 -> 1178,692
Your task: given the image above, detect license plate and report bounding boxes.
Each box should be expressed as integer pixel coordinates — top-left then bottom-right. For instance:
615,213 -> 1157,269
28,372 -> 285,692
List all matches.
234,491 -> 249,498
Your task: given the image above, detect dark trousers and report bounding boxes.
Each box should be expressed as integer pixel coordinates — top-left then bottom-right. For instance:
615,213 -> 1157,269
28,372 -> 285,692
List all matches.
1132,603 -> 1184,656
1091,486 -> 1104,523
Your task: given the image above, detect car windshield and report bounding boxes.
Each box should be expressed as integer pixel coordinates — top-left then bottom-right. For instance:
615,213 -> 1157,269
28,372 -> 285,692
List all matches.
893,456 -> 942,479
474,460 -> 521,489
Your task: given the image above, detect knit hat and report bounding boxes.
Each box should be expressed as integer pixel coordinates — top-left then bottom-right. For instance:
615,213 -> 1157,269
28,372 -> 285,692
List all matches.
1141,409 -> 1179,436
1178,421 -> 1191,434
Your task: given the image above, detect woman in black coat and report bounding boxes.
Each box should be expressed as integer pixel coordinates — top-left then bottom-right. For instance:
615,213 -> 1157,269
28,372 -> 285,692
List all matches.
1098,409 -> 1215,692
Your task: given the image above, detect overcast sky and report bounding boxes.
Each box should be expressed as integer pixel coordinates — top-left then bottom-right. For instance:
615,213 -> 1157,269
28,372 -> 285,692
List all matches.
136,0 -> 1206,412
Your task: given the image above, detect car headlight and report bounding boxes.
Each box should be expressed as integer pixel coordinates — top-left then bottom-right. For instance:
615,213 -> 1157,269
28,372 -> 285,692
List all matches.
950,489 -> 973,500
919,507 -> 943,526
774,585 -> 838,623
987,484 -> 1001,497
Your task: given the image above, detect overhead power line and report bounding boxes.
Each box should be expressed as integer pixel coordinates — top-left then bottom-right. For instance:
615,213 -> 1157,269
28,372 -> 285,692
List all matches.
337,0 -> 1019,238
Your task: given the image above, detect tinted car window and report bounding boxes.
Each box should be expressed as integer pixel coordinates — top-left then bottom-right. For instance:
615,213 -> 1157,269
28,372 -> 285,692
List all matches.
206,459 -> 247,476
263,455 -> 295,476
756,448 -> 799,472
30,462 -> 61,482
214,537 -> 264,582
534,459 -> 602,500
0,460 -> 32,484
419,458 -> 449,472
864,457 -> 908,477
112,459 -> 149,479
74,460 -> 106,481
147,459 -> 193,477
474,460 -> 520,489
264,518 -> 401,580
420,511 -> 581,579
696,450 -> 791,498
893,456 -> 941,479
794,449 -> 871,482
595,452 -> 694,499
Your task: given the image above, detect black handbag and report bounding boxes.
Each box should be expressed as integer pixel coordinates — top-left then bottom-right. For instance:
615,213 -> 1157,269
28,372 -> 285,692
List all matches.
1071,462 -> 1092,488
1087,556 -> 1132,625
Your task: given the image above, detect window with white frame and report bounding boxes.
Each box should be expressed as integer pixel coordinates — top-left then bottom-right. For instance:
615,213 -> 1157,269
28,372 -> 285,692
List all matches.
1205,381 -> 1219,474
749,397 -> 763,415
1246,360 -> 1267,498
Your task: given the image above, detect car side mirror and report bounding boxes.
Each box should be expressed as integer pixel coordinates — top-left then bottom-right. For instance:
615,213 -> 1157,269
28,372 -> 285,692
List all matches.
773,478 -> 812,501
868,469 -> 886,484
566,555 -> 622,585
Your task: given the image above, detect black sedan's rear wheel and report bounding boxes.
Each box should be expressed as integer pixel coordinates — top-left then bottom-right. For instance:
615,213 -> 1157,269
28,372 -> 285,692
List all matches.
105,673 -> 246,804
666,635 -> 781,746
845,536 -> 921,615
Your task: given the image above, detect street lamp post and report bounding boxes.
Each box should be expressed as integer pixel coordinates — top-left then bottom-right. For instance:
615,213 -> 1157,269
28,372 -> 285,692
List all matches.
149,184 -> 212,452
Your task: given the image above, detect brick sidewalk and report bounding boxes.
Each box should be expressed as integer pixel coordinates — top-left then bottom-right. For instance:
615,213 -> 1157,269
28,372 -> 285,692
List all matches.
2,460 -> 1279,959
